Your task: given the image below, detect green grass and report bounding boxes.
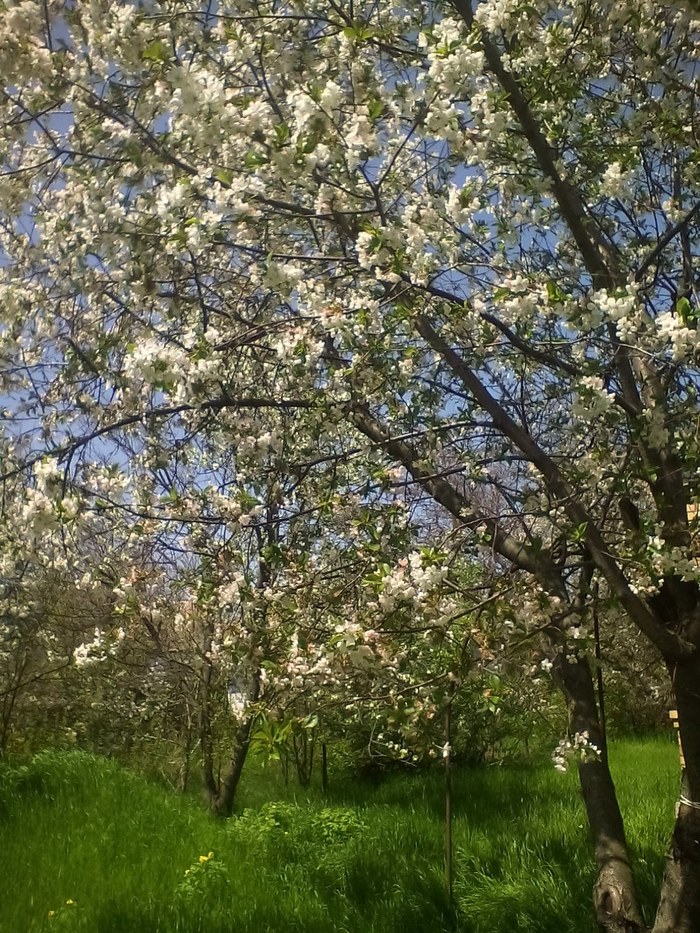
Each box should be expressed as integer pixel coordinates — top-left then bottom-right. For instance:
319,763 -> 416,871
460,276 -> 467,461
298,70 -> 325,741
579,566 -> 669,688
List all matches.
0,737 -> 679,933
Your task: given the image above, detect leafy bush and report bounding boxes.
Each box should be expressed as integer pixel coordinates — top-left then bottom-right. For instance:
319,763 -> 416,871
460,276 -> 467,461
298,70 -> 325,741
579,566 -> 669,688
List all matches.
232,801 -> 365,885
231,801 -> 365,854
175,851 -> 231,908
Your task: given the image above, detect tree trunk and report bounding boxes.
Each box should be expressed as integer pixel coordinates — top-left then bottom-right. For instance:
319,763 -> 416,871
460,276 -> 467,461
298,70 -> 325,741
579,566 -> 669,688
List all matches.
0,651 -> 29,755
321,742 -> 328,794
209,667 -> 261,817
209,713 -> 256,818
292,728 -> 315,787
556,655 -> 646,933
653,654 -> 700,933
199,656 -> 219,804
179,715 -> 193,794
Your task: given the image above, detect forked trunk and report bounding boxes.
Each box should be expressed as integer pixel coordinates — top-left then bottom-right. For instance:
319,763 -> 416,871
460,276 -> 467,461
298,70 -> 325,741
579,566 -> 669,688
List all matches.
557,655 -> 646,933
653,654 -> 700,933
209,666 -> 261,817
209,713 -> 256,818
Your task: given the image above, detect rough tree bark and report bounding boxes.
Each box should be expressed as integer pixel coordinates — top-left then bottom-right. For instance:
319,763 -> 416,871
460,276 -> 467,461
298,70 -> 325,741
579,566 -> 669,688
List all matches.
202,666 -> 261,819
653,653 -> 700,933
557,656 -> 646,933
209,710 -> 258,818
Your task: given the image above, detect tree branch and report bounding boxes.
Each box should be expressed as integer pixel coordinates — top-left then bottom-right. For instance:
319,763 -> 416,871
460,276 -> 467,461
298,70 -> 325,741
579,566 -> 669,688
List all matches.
1,396 -> 312,481
451,0 -> 616,290
348,401 -> 562,582
413,312 -> 690,660
635,199 -> 700,281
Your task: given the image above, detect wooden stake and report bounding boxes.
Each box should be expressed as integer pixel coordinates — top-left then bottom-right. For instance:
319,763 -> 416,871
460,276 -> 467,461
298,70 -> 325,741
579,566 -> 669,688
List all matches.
669,709 -> 686,769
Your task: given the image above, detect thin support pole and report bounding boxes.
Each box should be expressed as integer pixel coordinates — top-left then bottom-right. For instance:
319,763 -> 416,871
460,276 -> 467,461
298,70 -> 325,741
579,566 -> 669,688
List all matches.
592,596 -> 608,763
444,703 -> 453,904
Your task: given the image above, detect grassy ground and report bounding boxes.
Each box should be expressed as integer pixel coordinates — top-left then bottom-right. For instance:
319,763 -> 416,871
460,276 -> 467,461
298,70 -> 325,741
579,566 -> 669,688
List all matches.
0,737 -> 679,933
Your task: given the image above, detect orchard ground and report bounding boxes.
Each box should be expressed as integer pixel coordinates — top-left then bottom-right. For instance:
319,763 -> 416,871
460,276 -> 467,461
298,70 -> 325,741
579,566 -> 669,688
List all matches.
0,737 -> 679,933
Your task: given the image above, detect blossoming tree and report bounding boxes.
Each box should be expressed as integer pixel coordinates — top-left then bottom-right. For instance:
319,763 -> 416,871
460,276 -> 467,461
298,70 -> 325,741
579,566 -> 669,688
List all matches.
2,1 -> 700,929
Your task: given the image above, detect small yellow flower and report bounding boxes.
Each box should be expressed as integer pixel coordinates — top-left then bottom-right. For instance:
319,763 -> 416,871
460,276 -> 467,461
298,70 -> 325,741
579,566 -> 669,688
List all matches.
48,911 -> 55,918
65,900 -> 76,906
198,851 -> 214,863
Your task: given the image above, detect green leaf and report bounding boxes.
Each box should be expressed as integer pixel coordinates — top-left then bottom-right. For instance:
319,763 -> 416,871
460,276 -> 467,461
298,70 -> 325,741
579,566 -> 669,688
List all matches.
274,123 -> 291,145
141,39 -> 169,63
546,280 -> 566,303
261,543 -> 283,565
572,522 -> 588,542
343,23 -> 375,42
676,296 -> 697,325
367,98 -> 384,121
214,168 -> 232,186
297,133 -> 320,155
244,151 -> 268,170
238,490 -> 259,510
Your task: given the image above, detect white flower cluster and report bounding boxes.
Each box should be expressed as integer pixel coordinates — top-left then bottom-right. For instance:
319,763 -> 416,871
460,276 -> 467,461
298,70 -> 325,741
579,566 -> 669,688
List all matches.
586,288 -> 638,327
355,227 -> 391,272
378,552 -> 448,614
571,375 -> 616,421
22,468 -> 80,540
112,575 -> 140,611
344,107 -> 377,168
495,275 -> 546,324
329,621 -> 384,670
218,577 -> 244,607
227,686 -> 248,719
236,431 -> 284,464
599,162 -> 632,198
420,18 -> 484,98
122,338 -> 189,388
168,64 -> 229,120
274,630 -> 340,694
320,81 -> 344,114
0,1 -> 51,85
33,459 -> 61,490
654,311 -> 696,362
552,730 -> 600,773
646,533 -> 700,584
469,87 -> 509,141
264,260 -> 303,294
73,628 -> 109,668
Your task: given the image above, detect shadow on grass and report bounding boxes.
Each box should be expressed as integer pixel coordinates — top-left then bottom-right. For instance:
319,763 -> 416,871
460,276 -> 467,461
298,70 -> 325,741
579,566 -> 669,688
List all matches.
310,755 -> 673,932
0,745 -> 678,933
